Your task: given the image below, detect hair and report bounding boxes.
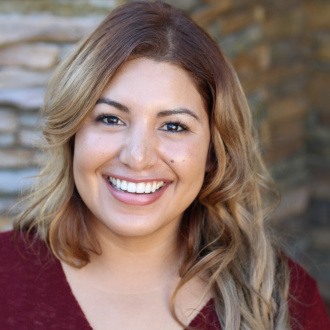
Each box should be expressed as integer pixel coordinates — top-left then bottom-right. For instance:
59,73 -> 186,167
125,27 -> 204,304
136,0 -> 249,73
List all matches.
16,1 -> 290,329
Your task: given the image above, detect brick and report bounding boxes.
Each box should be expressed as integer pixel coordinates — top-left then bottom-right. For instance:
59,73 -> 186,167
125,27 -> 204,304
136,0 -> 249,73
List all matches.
307,127 -> 330,151
233,53 -> 259,80
311,181 -> 330,200
268,96 -> 308,125
314,36 -> 330,62
19,113 -> 41,128
0,168 -> 39,194
59,44 -> 76,62
264,9 -> 304,40
270,120 -> 305,145
0,67 -> 51,89
319,110 -> 330,127
18,129 -> 42,147
0,87 -> 45,110
0,149 -> 38,168
308,73 -> 330,108
192,1 -> 234,26
163,0 -> 197,11
0,109 -> 17,133
0,197 -> 17,215
258,120 -> 272,148
0,134 -> 15,147
219,9 -> 256,35
265,138 -> 305,164
305,3 -> 330,31
0,14 -> 103,46
0,43 -> 59,70
220,25 -> 262,58
0,0 -> 121,15
85,0 -> 121,9
233,45 -> 270,80
261,65 -> 304,88
271,40 -> 309,66
310,229 -> 330,250
272,186 -> 310,220
0,215 -> 14,232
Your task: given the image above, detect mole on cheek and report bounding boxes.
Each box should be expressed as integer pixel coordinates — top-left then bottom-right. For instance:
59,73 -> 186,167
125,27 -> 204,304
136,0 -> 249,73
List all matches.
170,159 -> 174,163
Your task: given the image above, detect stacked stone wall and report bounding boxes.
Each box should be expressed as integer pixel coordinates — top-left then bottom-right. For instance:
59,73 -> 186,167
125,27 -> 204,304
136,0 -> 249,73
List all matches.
0,0 -> 329,308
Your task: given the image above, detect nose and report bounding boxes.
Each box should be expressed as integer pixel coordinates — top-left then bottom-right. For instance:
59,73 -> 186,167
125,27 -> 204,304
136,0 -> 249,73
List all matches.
118,125 -> 158,171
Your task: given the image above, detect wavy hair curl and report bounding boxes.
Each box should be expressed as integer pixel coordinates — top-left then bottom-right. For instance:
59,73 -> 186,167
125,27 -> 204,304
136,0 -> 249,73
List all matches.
16,1 -> 290,328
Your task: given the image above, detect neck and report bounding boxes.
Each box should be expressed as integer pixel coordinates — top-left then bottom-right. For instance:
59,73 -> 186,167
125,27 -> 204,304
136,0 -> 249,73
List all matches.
79,220 -> 183,295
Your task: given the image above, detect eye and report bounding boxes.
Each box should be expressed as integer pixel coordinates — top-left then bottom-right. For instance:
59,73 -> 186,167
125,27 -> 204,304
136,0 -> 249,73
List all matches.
96,114 -> 125,126
160,122 -> 189,133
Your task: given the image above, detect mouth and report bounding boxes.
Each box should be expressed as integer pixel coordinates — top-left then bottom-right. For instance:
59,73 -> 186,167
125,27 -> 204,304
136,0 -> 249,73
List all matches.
107,176 -> 166,194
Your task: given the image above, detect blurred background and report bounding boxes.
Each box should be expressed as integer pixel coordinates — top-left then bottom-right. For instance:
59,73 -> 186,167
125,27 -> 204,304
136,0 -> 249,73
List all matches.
0,0 -> 329,311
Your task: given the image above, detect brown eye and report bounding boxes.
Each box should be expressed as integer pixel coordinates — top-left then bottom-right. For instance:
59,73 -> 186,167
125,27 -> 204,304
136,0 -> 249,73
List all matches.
97,115 -> 125,126
160,122 -> 188,132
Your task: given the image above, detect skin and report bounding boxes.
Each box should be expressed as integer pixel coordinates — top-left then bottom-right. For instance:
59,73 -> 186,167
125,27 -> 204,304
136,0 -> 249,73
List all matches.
63,58 -> 211,329
73,57 -> 210,245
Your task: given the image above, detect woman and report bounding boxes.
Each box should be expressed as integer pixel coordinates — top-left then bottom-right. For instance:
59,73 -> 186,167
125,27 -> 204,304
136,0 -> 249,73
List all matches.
1,1 -> 329,329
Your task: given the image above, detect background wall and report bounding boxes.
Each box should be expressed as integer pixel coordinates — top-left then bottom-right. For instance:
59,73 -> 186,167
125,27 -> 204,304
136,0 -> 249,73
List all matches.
0,0 -> 329,310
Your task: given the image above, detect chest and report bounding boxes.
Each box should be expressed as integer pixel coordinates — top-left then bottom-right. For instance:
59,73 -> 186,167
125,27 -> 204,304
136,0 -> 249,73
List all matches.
71,288 -> 185,330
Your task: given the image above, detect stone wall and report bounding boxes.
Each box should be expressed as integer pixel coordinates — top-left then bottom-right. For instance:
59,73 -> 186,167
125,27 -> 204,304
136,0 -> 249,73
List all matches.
0,0 -> 329,308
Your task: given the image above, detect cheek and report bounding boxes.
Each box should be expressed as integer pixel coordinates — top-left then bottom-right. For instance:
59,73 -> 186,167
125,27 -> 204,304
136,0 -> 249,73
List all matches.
73,130 -> 111,175
163,138 -> 209,176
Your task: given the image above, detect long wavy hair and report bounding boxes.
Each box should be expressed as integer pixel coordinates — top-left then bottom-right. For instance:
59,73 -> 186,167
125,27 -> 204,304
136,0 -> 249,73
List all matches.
16,1 -> 290,328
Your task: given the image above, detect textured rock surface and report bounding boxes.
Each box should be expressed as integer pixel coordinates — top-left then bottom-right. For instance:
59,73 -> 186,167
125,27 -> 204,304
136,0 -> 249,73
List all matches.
0,0 -> 329,310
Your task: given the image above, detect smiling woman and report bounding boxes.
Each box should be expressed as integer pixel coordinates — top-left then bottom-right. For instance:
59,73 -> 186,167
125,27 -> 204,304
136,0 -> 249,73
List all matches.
1,1 -> 329,329
73,58 -> 210,239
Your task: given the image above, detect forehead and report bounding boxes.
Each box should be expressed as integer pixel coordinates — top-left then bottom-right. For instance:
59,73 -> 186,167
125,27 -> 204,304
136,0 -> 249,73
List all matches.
99,58 -> 206,112
107,58 -> 195,89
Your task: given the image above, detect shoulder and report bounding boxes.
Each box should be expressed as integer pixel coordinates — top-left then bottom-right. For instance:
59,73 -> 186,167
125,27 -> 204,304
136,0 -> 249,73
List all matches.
288,258 -> 330,330
0,229 -> 61,296
0,230 -> 91,329
0,229 -> 54,271
0,230 -> 60,323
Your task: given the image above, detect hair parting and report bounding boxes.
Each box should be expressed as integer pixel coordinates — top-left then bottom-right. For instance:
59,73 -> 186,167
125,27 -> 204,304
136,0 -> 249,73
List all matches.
15,1 -> 290,328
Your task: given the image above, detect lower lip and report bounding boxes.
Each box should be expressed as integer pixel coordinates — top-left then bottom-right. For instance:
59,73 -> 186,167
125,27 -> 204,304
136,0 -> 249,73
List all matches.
104,179 -> 170,206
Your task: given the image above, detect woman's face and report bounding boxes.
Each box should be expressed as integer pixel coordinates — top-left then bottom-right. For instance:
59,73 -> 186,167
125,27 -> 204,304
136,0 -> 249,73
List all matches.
73,58 -> 210,241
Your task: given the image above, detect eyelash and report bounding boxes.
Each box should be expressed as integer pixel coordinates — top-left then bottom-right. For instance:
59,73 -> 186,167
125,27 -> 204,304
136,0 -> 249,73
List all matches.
96,114 -> 125,126
95,114 -> 190,133
160,121 -> 189,133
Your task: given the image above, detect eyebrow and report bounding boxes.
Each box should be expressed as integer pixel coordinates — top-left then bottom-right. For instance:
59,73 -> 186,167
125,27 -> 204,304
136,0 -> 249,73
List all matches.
157,109 -> 199,121
96,97 -> 200,121
96,98 -> 129,113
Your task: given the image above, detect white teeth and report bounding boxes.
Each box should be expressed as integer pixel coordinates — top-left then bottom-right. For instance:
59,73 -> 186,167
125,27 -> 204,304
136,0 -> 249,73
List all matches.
108,176 -> 164,194
120,180 -> 128,190
127,182 -> 136,193
151,181 -> 157,192
145,182 -> 152,194
136,182 -> 145,194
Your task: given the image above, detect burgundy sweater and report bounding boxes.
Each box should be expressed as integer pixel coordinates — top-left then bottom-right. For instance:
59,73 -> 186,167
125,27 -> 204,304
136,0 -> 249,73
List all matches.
0,230 -> 329,329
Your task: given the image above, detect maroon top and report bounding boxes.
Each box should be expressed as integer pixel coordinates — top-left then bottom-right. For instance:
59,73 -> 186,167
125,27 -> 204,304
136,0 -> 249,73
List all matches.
0,230 -> 329,329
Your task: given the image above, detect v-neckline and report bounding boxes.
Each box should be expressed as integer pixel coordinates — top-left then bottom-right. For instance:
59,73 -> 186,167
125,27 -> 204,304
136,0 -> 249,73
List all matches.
57,260 -> 214,329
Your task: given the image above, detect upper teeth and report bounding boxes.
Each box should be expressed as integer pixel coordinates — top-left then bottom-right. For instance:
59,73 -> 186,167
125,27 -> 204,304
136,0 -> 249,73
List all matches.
108,177 -> 165,194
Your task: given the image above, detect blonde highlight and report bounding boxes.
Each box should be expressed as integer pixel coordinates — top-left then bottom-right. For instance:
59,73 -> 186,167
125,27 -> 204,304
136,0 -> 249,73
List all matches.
16,1 -> 290,328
